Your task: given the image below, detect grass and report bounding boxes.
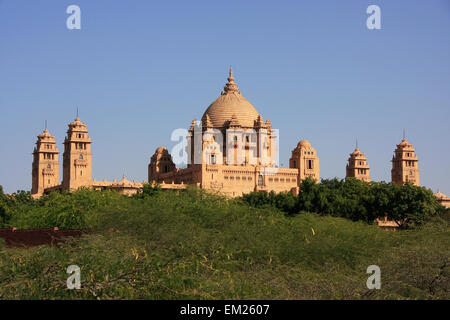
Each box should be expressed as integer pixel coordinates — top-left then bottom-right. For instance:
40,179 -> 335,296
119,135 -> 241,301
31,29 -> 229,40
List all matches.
0,189 -> 448,299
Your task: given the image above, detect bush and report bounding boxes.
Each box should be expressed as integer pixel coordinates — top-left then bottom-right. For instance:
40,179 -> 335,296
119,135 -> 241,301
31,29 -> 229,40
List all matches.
2,188 -> 124,229
0,188 -> 448,299
241,178 -> 444,228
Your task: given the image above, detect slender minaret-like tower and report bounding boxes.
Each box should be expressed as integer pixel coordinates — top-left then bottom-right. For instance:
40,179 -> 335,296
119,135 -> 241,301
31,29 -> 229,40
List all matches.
346,141 -> 370,182
62,116 -> 92,190
391,136 -> 419,186
31,126 -> 60,197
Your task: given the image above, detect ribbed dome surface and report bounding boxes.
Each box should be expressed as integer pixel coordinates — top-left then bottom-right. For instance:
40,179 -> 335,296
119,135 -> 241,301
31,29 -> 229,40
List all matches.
202,93 -> 261,128
201,68 -> 261,128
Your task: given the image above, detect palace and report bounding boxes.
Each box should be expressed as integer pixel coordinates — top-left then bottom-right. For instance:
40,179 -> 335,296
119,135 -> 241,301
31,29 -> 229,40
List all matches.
148,68 -> 319,197
32,68 -> 448,202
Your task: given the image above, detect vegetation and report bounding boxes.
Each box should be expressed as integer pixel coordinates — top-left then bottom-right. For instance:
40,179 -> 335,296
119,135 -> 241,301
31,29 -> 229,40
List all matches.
242,178 -> 444,228
0,183 -> 448,299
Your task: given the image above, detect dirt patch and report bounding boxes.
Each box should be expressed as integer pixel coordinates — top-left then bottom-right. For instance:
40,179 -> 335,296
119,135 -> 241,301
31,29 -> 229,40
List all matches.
0,228 -> 83,248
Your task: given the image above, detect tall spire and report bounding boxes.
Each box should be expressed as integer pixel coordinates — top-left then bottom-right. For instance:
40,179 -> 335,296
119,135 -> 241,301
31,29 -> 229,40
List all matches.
223,66 -> 239,94
356,138 -> 358,150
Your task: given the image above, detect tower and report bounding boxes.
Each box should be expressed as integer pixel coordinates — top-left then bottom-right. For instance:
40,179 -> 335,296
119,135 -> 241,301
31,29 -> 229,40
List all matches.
346,146 -> 370,182
148,147 -> 176,182
31,128 -> 60,197
391,137 -> 419,186
62,117 -> 92,190
289,140 -> 320,183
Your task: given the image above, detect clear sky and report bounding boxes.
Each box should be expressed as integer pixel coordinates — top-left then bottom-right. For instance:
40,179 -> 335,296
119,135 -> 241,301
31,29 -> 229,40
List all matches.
1,0 -> 449,194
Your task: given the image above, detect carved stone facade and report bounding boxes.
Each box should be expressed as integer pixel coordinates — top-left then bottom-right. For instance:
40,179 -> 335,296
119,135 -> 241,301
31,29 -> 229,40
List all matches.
148,68 -> 320,197
62,117 -> 92,190
31,69 -> 442,202
289,140 -> 320,183
32,129 -> 60,196
346,147 -> 370,182
391,138 -> 419,186
148,147 -> 176,182
31,117 -> 142,198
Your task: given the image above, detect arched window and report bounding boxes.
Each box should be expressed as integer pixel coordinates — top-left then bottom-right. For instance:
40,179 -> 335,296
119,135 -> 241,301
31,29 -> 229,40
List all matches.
79,154 -> 83,160
258,175 -> 263,187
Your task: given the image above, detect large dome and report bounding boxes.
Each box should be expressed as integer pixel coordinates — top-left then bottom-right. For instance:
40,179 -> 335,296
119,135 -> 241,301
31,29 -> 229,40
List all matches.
201,68 -> 261,128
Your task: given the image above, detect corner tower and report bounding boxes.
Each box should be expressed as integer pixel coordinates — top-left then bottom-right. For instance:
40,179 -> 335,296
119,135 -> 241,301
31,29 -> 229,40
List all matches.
391,138 -> 419,186
62,117 -> 92,190
346,147 -> 370,182
148,147 -> 176,182
31,128 -> 60,197
289,140 -> 320,183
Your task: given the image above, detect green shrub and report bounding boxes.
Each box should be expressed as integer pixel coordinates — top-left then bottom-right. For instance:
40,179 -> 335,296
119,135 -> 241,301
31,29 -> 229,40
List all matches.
0,188 -> 448,299
241,178 -> 444,228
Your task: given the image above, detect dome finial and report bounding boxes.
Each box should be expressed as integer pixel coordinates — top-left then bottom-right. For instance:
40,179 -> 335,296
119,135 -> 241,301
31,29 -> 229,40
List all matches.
223,66 -> 239,94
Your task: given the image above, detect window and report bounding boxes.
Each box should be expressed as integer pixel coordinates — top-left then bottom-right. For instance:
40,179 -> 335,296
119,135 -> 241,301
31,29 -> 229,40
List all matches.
79,154 -> 83,160
308,160 -> 313,169
293,160 -> 296,168
210,154 -> 216,164
47,164 -> 51,169
80,170 -> 83,176
258,175 -> 263,186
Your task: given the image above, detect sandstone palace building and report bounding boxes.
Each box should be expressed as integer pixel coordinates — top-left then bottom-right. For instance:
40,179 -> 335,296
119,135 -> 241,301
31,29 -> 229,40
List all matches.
148,68 -> 319,197
32,68 -> 450,205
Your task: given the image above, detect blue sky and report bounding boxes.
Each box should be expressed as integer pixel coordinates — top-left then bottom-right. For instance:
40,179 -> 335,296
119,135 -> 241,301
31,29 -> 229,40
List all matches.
0,0 -> 449,194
